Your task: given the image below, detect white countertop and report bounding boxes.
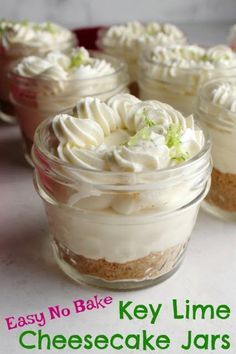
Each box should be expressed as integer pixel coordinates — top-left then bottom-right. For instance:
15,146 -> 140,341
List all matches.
1,23 -> 236,354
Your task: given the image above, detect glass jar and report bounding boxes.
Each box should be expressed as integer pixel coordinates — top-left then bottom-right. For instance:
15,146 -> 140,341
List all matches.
0,31 -> 77,124
32,113 -> 211,290
196,78 -> 236,221
9,54 -> 129,165
138,52 -> 236,116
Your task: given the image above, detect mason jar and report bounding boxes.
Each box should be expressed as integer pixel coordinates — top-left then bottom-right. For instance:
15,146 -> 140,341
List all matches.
31,112 -> 211,290
138,45 -> 236,116
0,21 -> 77,123
196,77 -> 236,221
97,22 -> 186,96
9,54 -> 129,165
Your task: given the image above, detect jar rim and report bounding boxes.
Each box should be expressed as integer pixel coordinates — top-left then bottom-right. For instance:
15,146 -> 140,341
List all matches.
8,50 -> 129,83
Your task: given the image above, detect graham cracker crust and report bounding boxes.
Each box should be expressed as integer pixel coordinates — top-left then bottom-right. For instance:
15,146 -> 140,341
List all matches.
206,167 -> 236,211
54,240 -> 188,281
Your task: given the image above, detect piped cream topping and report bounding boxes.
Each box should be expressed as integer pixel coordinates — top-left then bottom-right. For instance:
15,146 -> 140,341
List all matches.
52,94 -> 204,172
14,47 -> 116,81
149,44 -> 236,70
98,21 -> 186,53
0,19 -> 75,53
210,81 -> 236,112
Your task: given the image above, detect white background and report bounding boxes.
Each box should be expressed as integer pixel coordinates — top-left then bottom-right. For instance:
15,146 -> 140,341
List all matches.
0,0 -> 236,27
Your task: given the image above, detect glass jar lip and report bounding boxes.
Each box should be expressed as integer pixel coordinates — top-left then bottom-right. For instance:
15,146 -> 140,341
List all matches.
8,50 -> 128,83
32,109 -> 211,179
140,46 -> 236,73
198,76 -> 236,116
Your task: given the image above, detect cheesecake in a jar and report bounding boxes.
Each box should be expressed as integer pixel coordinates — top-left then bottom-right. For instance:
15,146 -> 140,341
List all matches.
97,21 -> 186,86
139,44 -> 236,116
10,47 -> 129,165
0,19 -> 77,123
196,78 -> 236,220
32,94 -> 211,289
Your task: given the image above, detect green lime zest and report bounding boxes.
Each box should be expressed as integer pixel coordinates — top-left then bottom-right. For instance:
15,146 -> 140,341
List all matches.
166,123 -> 189,162
170,150 -> 189,162
69,51 -> 88,69
201,54 -> 209,62
166,123 -> 182,148
120,126 -> 152,147
43,22 -> 58,34
142,108 -> 156,127
20,19 -> 29,27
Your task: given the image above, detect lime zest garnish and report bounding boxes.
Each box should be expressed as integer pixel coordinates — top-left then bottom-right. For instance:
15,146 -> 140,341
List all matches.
20,19 -> 29,27
32,24 -> 41,31
126,127 -> 151,146
201,54 -> 209,62
170,150 -> 189,162
68,51 -> 88,69
166,123 -> 189,162
43,22 -> 58,34
166,123 -> 182,148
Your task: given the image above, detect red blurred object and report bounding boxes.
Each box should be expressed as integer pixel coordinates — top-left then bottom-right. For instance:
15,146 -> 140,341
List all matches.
73,26 -> 106,50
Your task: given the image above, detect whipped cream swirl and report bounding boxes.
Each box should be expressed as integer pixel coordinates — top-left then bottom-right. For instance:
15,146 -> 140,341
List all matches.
0,19 -> 75,55
211,81 -> 236,112
150,45 -> 236,70
0,20 -> 76,53
98,21 -> 186,55
12,47 -> 123,110
52,94 -> 204,172
14,47 -> 116,81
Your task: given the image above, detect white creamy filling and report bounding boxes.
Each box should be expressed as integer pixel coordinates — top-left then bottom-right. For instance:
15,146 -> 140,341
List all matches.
46,201 -> 199,263
199,80 -> 236,174
208,127 -> 236,174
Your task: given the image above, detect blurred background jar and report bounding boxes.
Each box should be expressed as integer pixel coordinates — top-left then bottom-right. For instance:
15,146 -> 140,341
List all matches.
138,44 -> 236,116
97,21 -> 186,94
9,48 -> 129,165
196,77 -> 236,221
0,19 -> 77,123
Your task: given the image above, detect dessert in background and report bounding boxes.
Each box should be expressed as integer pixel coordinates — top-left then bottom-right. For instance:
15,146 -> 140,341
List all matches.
97,21 -> 186,85
196,77 -> 236,221
138,44 -> 236,116
0,19 -> 77,123
10,47 -> 129,165
32,93 -> 211,289
228,24 -> 236,51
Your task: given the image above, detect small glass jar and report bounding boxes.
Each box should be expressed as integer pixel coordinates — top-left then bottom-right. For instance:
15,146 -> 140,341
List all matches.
9,54 -> 129,165
97,23 -> 186,96
138,51 -> 236,116
32,113 -> 211,290
0,29 -> 77,123
196,78 -> 236,221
